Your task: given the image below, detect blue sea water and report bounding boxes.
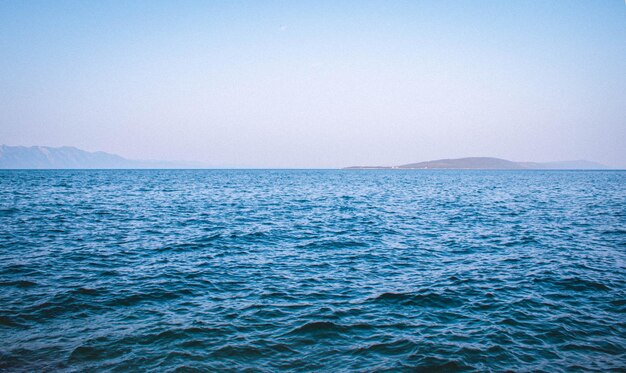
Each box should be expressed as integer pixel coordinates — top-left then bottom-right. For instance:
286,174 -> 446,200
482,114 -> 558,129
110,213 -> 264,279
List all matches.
0,169 -> 624,372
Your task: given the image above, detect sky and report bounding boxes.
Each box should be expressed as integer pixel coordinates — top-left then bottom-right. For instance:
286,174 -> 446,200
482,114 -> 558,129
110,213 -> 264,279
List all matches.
1,0 -> 625,168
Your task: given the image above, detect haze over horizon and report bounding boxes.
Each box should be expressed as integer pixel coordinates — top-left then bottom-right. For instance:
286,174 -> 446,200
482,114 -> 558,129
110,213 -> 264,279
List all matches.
1,1 -> 625,168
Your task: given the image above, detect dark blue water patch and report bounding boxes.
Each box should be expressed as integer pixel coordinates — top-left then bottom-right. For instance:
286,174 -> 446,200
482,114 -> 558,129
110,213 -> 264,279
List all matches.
0,207 -> 19,217
0,169 -> 625,372
0,280 -> 37,288
369,291 -> 463,308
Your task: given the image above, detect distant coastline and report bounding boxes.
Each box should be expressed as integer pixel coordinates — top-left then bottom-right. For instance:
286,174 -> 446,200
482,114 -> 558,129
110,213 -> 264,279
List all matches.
0,146 -> 614,170
344,157 -> 610,170
0,145 -> 205,169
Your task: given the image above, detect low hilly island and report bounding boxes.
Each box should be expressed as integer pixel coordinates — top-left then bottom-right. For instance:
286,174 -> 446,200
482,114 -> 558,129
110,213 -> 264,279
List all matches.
346,157 -> 609,170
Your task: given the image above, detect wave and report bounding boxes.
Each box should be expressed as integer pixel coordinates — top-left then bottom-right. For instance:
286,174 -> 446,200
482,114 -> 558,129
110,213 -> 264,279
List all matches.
287,321 -> 348,335
369,291 -> 462,308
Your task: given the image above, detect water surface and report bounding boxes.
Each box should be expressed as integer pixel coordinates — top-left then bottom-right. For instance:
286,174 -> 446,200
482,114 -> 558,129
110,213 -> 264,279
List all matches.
0,170 -> 625,371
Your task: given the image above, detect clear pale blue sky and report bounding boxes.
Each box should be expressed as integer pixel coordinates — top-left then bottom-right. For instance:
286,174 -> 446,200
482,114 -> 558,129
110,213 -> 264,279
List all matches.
1,0 -> 624,167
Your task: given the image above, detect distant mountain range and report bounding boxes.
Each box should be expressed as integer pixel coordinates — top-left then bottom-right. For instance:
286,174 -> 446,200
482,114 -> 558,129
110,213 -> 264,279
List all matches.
0,145 -> 204,169
345,157 -> 609,170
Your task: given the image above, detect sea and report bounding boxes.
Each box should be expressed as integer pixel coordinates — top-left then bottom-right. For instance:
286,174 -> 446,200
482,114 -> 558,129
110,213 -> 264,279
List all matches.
0,169 -> 624,372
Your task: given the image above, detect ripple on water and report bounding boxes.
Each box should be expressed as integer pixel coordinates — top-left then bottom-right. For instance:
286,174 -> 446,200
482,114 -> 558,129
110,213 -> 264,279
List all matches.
370,291 -> 463,308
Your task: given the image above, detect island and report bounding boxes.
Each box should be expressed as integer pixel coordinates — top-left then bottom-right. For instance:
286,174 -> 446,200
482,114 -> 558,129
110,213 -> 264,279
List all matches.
344,157 -> 608,170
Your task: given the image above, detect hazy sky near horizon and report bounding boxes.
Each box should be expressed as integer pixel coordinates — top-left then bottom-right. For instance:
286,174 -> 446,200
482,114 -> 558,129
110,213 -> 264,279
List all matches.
1,1 -> 625,168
